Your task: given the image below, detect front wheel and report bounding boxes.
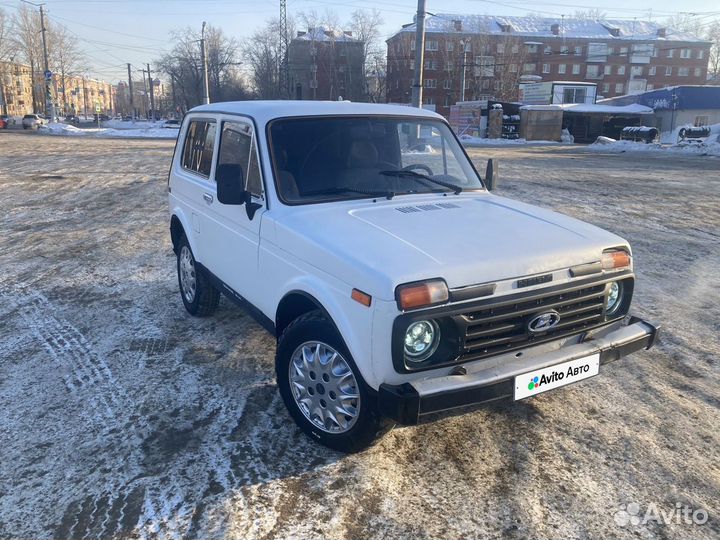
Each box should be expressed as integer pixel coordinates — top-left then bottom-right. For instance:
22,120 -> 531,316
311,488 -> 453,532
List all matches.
276,311 -> 383,452
176,235 -> 220,316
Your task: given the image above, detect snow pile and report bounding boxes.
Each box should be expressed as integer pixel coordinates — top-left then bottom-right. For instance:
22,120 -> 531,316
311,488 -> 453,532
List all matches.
460,134 -> 559,146
589,133 -> 720,157
38,122 -> 178,139
561,129 -> 574,143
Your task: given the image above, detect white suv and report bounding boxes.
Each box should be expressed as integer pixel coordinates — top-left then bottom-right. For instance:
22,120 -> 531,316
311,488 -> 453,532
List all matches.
167,101 -> 657,452
22,114 -> 48,129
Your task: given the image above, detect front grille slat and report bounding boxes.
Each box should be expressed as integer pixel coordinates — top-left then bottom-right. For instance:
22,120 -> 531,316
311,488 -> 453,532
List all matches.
459,283 -> 609,360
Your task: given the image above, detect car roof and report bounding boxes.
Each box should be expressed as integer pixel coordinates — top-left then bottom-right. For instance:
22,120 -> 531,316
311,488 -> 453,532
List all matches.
188,100 -> 445,125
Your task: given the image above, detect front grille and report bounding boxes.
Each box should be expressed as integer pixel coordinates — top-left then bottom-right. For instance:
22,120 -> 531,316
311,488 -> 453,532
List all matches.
460,283 -> 607,361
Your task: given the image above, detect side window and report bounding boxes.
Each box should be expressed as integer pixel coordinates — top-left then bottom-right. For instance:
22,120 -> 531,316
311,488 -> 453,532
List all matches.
181,120 -> 216,178
217,121 -> 264,198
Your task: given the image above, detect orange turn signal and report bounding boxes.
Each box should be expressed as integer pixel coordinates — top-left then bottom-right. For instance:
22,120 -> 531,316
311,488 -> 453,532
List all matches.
351,288 -> 372,307
396,279 -> 449,311
601,249 -> 631,270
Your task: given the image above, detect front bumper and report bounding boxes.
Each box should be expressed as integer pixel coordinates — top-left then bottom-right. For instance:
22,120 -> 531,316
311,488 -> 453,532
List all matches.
378,316 -> 658,424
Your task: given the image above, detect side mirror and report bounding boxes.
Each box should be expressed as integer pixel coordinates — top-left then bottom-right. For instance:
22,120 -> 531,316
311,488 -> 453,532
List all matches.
216,163 -> 246,205
485,159 -> 498,191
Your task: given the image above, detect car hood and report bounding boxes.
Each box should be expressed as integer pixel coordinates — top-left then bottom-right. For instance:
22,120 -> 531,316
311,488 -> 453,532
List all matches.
273,192 -> 628,299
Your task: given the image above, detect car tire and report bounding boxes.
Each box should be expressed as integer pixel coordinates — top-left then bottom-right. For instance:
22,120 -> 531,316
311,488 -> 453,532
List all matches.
276,310 -> 384,453
176,234 -> 220,317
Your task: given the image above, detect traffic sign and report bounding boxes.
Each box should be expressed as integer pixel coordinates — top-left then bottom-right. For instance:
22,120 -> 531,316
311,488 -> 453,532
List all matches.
95,104 -> 101,113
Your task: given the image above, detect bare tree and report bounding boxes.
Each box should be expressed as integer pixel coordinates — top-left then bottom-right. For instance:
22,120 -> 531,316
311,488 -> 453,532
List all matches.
243,18 -> 284,99
156,24 -> 249,110
705,21 -> 720,81
665,14 -> 704,36
11,4 -> 44,112
573,9 -> 607,21
48,24 -> 86,114
349,9 -> 385,101
0,8 -> 14,62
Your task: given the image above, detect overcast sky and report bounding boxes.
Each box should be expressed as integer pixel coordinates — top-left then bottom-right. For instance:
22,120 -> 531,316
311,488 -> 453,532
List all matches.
3,0 -> 718,83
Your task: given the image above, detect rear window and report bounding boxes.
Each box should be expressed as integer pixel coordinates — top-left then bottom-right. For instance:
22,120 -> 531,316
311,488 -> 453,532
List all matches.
181,120 -> 217,178
24,115 -> 36,119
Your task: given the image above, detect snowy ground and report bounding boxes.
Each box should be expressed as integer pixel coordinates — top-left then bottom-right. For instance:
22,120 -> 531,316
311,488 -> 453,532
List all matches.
38,121 -> 178,139
1,132 -> 718,540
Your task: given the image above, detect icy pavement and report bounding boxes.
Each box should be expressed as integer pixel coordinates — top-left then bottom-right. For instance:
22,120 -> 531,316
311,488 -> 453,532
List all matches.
0,133 -> 718,539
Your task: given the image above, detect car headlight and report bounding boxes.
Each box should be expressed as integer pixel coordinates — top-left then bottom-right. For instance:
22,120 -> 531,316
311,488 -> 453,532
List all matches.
404,320 -> 440,362
606,281 -> 624,315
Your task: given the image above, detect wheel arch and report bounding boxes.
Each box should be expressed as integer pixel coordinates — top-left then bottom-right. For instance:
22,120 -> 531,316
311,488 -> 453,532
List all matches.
169,208 -> 196,256
276,290 -> 337,338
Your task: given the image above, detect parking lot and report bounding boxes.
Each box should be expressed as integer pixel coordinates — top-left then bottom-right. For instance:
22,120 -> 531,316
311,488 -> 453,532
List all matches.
1,131 -> 718,540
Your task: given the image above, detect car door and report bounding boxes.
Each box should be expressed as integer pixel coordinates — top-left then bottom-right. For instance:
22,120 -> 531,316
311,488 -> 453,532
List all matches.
200,116 -> 266,305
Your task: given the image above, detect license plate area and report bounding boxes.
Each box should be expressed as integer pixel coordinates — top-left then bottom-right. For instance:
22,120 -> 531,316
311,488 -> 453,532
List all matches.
514,353 -> 600,400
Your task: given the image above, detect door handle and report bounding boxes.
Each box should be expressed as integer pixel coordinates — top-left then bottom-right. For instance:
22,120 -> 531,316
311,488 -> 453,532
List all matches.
203,193 -> 214,204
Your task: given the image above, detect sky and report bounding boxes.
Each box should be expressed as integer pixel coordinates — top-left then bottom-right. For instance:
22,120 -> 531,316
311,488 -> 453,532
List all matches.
1,0 -> 718,83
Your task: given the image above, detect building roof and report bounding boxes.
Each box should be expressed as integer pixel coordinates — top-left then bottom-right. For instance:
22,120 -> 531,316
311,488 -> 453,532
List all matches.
293,27 -> 359,42
598,86 -> 720,110
189,101 -> 444,125
390,14 -> 709,43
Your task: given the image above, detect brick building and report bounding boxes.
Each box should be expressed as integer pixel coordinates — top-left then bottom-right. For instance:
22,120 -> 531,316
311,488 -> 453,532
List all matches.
0,60 -> 116,117
386,15 -> 711,117
289,27 -> 365,102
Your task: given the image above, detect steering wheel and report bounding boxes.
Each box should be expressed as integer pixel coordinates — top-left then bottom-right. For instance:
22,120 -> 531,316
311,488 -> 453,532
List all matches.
402,163 -> 433,175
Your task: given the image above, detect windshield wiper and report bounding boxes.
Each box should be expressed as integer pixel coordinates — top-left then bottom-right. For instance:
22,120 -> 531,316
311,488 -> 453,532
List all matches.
380,170 -> 463,195
302,186 -> 396,200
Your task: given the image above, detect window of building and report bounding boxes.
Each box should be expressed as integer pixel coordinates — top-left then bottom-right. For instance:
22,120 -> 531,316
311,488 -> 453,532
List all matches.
339,48 -> 347,57
563,87 -> 587,103
443,79 -> 452,89
560,45 -> 569,55
678,67 -> 689,76
496,43 -> 505,54
574,46 -> 582,55
665,66 -> 672,76
526,44 -> 538,53
423,96 -> 434,105
409,61 -> 414,70
586,65 -> 599,77
511,44 -> 519,54
680,48 -> 691,58
475,55 -> 495,77
607,47 -> 614,55
446,41 -> 454,52
558,63 -> 566,74
602,83 -> 610,93
666,49 -> 674,58
649,66 -> 656,76
617,65 -> 626,75
694,67 -> 702,77
181,120 -> 216,178
698,49 -> 705,59
425,40 -> 438,51
424,79 -> 436,88
444,95 -> 452,106
544,46 -> 552,55
464,42 -> 472,52
509,63 -> 518,72
631,66 -> 643,76
572,64 -> 580,74
694,115 -> 709,127
410,40 -> 415,51
604,65 -> 612,75
615,83 -> 624,93
542,63 -> 550,73
424,59 -> 437,70
218,121 -> 263,197
445,60 -> 453,71
620,47 -> 628,56
339,65 -> 345,73
482,79 -> 490,89
523,63 -> 536,73
647,84 -> 654,90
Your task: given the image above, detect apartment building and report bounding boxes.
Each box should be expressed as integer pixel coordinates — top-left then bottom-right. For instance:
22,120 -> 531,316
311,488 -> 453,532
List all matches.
0,60 -> 116,117
386,15 -> 711,117
288,27 -> 365,102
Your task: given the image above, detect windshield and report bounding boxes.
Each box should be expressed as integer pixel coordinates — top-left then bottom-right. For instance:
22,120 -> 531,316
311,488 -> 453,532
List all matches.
268,116 -> 483,203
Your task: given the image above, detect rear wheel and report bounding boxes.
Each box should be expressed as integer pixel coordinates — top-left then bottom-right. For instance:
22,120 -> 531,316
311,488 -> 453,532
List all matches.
176,235 -> 219,316
276,311 -> 383,452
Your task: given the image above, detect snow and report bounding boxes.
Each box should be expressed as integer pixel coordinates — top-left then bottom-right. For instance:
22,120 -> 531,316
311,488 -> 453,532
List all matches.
559,103 -> 654,114
588,131 -> 720,157
460,134 -> 559,146
38,122 -> 178,139
394,14 -> 706,42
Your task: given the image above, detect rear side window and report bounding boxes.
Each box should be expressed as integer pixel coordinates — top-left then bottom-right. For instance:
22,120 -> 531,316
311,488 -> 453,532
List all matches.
181,120 -> 216,177
217,121 -> 263,197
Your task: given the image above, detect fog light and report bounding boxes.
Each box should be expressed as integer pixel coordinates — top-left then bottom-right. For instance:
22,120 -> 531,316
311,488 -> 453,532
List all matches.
607,281 -> 624,315
404,320 -> 440,361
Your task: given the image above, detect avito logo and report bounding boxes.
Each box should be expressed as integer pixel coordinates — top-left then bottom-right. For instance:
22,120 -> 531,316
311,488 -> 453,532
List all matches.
527,363 -> 591,392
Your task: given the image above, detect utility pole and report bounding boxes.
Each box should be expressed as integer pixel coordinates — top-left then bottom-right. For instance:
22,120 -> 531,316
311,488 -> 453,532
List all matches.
200,22 -> 210,104
27,2 -> 56,122
410,0 -> 426,108
460,40 -> 467,102
127,63 -> 135,120
147,63 -> 155,120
